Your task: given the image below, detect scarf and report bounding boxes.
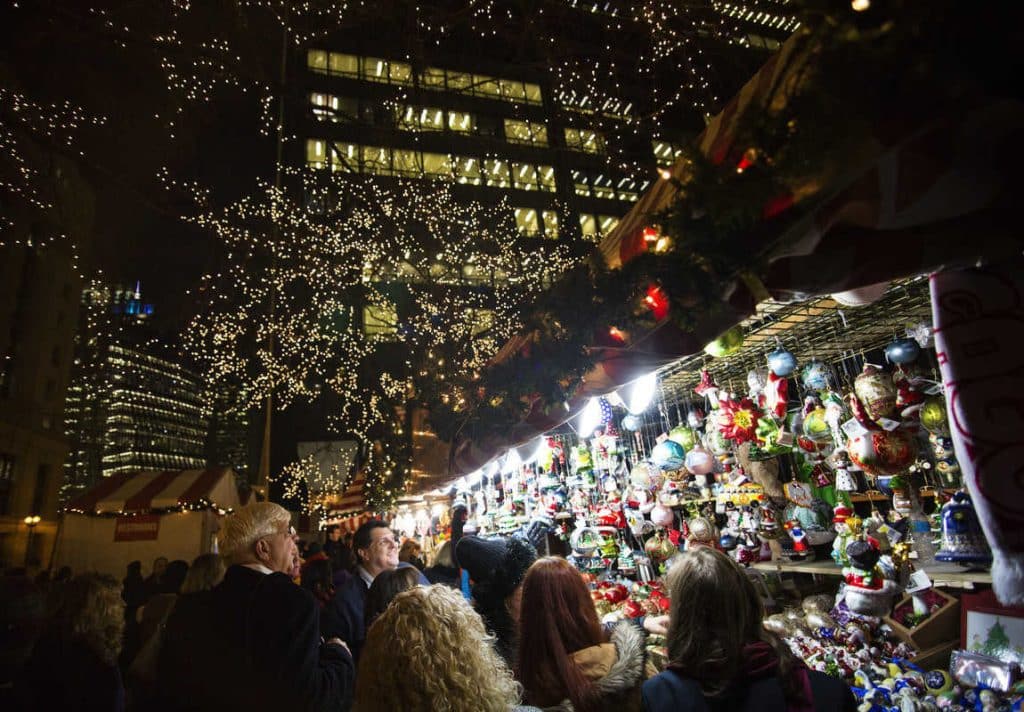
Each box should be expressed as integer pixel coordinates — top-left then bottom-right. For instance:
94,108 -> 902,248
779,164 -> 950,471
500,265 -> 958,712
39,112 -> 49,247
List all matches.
668,641 -> 814,712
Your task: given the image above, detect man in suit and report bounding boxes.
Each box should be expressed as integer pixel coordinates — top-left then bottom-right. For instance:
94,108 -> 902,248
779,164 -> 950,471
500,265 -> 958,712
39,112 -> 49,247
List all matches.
157,502 -> 354,712
321,519 -> 426,663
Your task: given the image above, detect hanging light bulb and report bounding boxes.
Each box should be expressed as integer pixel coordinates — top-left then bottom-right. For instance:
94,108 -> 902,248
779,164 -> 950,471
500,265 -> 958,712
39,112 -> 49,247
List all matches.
578,397 -> 603,438
626,372 -> 658,414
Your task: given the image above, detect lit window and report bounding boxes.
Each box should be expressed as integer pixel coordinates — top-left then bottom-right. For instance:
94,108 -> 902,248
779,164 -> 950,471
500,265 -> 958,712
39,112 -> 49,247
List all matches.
307,50 -> 328,73
466,308 -> 495,335
363,303 -> 397,337
652,140 -> 685,167
591,175 -> 615,199
564,128 -> 606,154
448,110 -> 475,133
573,171 -> 590,196
512,163 -> 540,191
499,79 -> 527,102
393,149 -> 420,177
473,75 -> 501,98
329,52 -> 360,77
446,71 -> 473,93
524,83 -> 543,105
579,213 -> 599,241
306,139 -> 327,170
421,66 -> 446,89
504,119 -> 548,145
362,146 -> 392,175
364,57 -> 388,81
453,156 -> 482,185
310,94 -> 357,123
388,61 -> 412,85
421,152 -> 452,178
542,211 -> 559,239
484,159 -> 511,188
420,107 -> 446,131
598,215 -> 620,236
538,165 -> 557,192
514,208 -> 540,236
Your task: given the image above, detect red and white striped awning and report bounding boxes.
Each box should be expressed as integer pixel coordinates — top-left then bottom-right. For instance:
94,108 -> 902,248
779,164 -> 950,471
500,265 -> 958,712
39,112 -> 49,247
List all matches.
321,470 -> 366,516
65,468 -> 240,515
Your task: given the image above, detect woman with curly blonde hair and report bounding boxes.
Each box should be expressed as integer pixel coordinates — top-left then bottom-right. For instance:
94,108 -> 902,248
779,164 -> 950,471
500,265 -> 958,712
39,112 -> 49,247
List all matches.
354,584 -> 535,712
19,573 -> 127,711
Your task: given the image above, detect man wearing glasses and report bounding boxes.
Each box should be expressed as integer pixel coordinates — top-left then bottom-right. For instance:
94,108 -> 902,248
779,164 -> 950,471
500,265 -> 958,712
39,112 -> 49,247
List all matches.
157,502 -> 354,712
322,519 -> 427,663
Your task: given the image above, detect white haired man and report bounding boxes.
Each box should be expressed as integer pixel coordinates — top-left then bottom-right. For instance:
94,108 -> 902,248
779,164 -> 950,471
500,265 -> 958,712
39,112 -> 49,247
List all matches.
157,502 -> 354,712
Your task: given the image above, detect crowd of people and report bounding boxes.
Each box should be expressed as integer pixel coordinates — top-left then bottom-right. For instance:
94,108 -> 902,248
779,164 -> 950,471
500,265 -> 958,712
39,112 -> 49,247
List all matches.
0,502 -> 856,711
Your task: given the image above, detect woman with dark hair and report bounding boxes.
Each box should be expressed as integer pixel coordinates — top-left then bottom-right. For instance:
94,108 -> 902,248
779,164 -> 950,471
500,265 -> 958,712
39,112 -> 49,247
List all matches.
363,566 -> 421,629
642,547 -> 855,712
300,558 -> 335,609
517,557 -> 651,712
19,573 -> 126,711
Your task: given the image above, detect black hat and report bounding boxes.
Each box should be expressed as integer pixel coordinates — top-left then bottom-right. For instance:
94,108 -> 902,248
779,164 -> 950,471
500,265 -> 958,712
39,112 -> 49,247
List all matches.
456,535 -> 537,600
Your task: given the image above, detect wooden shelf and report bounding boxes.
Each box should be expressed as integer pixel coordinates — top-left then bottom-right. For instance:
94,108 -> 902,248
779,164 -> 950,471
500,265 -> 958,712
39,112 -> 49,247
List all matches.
751,559 -> 992,588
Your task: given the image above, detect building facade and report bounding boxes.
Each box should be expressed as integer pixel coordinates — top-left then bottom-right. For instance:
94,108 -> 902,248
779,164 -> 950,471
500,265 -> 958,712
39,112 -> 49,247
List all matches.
62,283 -> 210,507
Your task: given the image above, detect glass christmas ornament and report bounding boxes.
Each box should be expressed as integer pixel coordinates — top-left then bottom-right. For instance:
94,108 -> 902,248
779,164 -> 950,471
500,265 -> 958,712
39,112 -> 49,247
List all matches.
767,347 -> 797,377
651,440 -> 685,471
668,425 -> 697,451
847,429 -> 917,476
703,325 -> 744,358
802,407 -> 833,444
854,364 -> 898,421
935,491 -> 992,566
629,461 -> 656,489
800,360 -> 832,392
650,503 -> 674,528
747,367 -> 769,396
885,338 -> 921,365
686,408 -> 705,429
705,428 -> 732,457
920,395 -> 950,436
621,414 -> 642,431
684,446 -> 715,475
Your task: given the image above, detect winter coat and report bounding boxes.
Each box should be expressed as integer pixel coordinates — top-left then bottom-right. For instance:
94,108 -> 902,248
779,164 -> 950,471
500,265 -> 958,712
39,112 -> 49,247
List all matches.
423,564 -> 460,589
18,631 -> 125,712
641,666 -> 857,712
155,565 -> 353,712
536,621 -> 652,712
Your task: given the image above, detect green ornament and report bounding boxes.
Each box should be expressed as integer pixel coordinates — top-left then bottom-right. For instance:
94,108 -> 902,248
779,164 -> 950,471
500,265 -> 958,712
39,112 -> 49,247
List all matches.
920,395 -> 950,436
703,325 -> 744,358
668,425 -> 699,450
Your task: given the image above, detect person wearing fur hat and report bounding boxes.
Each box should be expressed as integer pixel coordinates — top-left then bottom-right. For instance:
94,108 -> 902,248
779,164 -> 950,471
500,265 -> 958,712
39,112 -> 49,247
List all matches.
517,557 -> 656,712
455,534 -> 537,664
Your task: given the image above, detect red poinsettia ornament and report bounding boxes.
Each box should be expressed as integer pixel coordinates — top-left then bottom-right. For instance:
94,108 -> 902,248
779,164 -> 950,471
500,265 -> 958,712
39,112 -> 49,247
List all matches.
716,396 -> 761,445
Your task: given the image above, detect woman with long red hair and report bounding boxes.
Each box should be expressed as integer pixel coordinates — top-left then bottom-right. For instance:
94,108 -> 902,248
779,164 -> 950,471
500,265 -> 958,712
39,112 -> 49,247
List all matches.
516,557 -> 653,712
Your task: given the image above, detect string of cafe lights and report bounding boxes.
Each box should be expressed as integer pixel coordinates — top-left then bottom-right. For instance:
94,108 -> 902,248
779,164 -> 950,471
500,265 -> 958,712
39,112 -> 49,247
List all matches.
182,165 -> 580,511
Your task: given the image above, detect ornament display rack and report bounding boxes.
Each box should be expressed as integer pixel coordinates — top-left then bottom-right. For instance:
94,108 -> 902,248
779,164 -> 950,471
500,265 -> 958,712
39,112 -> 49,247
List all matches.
655,276 -> 933,402
751,559 -> 992,589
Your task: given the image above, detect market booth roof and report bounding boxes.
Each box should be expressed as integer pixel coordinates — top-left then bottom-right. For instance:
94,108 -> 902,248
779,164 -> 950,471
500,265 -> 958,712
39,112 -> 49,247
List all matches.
410,24 -> 1024,493
65,467 -> 240,515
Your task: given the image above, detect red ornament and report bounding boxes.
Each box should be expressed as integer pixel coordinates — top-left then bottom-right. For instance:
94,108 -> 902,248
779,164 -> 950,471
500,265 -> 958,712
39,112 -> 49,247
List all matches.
717,396 -> 761,445
644,284 -> 670,321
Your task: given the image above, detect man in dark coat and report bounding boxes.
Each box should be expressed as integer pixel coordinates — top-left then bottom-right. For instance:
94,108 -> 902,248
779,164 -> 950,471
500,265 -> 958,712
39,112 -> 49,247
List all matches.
321,519 -> 427,664
156,502 -> 353,712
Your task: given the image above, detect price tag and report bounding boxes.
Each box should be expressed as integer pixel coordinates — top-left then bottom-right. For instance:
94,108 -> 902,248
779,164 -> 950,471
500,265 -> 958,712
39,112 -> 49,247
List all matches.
906,569 -> 933,593
878,417 -> 902,431
842,418 -> 869,438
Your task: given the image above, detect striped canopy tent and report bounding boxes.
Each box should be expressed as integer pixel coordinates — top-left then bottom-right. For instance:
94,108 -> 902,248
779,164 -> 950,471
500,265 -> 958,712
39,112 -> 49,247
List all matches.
408,26 -> 1024,493
65,468 -> 241,515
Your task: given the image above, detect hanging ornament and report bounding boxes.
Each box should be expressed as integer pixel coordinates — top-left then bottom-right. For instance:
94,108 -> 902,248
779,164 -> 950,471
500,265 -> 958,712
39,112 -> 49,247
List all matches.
686,407 -> 705,429
621,414 -> 642,431
651,440 -> 685,471
629,461 -> 656,489
907,322 -> 933,348
763,371 -> 788,420
830,281 -> 889,307
832,451 -> 859,492
716,396 -> 760,445
650,503 -> 675,528
668,425 -> 699,450
643,284 -> 670,321
854,364 -> 898,421
935,491 -> 992,566
693,369 -> 720,408
845,394 -> 918,476
884,338 -> 921,365
802,405 -> 833,445
767,344 -> 797,377
919,394 -> 950,436
705,428 -> 732,457
929,434 -> 961,487
747,367 -> 769,396
703,325 -> 744,358
684,446 -> 715,476
800,360 -> 832,393
598,397 -> 614,427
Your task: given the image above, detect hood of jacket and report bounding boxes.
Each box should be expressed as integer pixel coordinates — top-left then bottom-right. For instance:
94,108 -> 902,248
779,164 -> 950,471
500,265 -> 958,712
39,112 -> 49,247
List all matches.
542,621 -> 647,712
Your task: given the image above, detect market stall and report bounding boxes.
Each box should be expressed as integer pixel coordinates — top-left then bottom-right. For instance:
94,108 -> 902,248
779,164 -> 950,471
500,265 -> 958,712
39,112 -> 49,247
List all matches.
54,468 -> 240,578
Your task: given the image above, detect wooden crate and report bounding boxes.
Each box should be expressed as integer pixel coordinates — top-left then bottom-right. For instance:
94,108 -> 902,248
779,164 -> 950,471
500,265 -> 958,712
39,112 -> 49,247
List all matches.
912,639 -> 957,671
884,588 -> 961,650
